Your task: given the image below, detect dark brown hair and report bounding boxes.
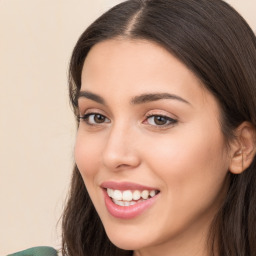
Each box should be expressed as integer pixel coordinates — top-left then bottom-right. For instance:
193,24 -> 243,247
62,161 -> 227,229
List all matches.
62,0 -> 256,255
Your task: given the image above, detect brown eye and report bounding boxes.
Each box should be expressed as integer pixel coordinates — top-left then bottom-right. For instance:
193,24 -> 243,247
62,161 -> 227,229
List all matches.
94,114 -> 106,123
79,113 -> 110,125
147,115 -> 177,126
154,116 -> 168,125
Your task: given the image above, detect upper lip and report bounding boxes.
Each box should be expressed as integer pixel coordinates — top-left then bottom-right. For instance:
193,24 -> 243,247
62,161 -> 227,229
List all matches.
101,181 -> 159,191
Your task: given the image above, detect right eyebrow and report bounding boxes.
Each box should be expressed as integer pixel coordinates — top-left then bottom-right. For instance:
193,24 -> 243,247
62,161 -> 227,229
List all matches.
77,91 -> 105,105
130,92 -> 191,105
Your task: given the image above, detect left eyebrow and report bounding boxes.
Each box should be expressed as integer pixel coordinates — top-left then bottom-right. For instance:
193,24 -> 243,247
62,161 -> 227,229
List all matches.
131,93 -> 191,105
78,91 -> 105,105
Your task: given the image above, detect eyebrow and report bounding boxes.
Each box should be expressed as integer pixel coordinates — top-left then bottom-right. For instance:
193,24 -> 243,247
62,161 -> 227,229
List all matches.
131,93 -> 191,105
78,91 -> 191,106
78,91 -> 105,104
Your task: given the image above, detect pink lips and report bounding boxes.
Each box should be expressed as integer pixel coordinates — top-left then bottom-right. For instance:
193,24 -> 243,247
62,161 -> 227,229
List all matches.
101,181 -> 160,219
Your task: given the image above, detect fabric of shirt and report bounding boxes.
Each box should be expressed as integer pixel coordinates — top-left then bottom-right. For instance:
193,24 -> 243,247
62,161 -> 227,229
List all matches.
7,246 -> 58,256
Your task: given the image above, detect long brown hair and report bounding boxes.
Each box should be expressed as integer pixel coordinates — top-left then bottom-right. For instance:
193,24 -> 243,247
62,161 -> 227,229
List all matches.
62,0 -> 256,255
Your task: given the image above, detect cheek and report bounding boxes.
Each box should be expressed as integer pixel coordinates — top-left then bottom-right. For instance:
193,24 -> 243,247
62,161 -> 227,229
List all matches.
144,125 -> 229,199
138,126 -> 229,237
74,132 -> 102,179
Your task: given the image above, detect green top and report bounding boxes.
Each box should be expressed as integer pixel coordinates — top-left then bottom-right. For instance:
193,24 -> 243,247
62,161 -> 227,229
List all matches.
7,246 -> 57,256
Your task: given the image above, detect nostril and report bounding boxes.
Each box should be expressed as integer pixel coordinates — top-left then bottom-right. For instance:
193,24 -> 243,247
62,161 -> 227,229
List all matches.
116,163 -> 132,169
102,151 -> 140,171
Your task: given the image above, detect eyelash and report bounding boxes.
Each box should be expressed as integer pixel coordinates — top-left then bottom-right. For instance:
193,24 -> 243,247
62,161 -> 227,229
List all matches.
78,112 -> 177,128
79,113 -> 110,125
144,114 -> 177,127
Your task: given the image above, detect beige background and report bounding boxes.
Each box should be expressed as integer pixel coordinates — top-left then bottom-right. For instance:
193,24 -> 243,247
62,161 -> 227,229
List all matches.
0,0 -> 255,255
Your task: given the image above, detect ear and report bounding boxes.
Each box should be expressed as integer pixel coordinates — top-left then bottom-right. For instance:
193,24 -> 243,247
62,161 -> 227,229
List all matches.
229,122 -> 256,174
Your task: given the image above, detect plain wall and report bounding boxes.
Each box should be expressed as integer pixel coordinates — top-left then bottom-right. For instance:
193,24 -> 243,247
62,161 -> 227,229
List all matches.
0,0 -> 255,255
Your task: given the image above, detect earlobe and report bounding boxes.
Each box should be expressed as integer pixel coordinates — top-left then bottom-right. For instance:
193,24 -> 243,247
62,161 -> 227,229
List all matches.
229,122 -> 256,174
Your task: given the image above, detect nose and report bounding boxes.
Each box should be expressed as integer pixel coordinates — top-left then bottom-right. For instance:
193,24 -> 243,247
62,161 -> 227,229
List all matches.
102,125 -> 140,171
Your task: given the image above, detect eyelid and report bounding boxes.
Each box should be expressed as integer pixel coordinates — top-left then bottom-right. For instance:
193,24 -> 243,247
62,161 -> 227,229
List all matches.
78,107 -> 108,119
145,109 -> 177,120
78,110 -> 111,125
143,110 -> 178,128
146,115 -> 177,124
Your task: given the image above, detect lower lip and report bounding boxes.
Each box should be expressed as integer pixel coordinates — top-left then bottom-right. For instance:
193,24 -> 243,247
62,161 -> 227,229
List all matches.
103,189 -> 159,219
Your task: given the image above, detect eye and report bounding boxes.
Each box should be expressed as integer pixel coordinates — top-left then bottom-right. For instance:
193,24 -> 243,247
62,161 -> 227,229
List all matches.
146,115 -> 177,126
79,113 -> 110,125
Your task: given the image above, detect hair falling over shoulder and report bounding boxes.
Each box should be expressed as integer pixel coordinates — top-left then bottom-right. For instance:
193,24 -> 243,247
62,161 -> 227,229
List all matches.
62,0 -> 256,255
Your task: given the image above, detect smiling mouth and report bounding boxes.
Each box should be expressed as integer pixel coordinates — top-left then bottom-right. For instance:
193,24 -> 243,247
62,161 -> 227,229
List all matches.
106,188 -> 160,207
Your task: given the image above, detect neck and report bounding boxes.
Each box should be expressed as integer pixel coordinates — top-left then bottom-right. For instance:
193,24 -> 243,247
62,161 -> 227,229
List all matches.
133,216 -> 217,256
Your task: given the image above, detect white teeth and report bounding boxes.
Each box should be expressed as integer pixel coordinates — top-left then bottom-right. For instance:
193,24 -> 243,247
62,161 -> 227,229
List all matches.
107,188 -> 158,202
123,190 -> 133,201
113,190 -> 122,201
141,190 -> 149,199
113,199 -> 137,207
107,188 -> 113,197
150,190 -> 156,197
113,199 -> 124,206
124,201 -> 129,206
133,190 -> 141,200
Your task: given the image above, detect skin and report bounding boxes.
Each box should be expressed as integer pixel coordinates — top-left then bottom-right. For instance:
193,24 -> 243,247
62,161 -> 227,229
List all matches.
75,38 -> 233,256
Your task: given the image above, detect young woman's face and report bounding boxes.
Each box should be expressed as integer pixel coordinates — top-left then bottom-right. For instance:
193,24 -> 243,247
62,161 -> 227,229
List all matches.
75,39 -> 231,255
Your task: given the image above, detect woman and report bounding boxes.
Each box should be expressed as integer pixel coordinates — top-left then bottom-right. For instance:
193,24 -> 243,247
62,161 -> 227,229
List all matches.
62,0 -> 256,255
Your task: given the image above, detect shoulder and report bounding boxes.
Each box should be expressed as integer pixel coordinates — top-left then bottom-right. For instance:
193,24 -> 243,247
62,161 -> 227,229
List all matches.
7,246 -> 58,256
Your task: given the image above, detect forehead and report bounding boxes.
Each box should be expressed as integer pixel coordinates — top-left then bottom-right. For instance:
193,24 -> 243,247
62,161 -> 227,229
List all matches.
83,39 -> 197,87
82,38 -> 190,77
81,38 -> 216,110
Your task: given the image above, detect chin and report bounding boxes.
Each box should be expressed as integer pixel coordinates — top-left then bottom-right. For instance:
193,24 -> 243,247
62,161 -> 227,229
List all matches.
105,227 -> 151,251
109,238 -> 145,251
